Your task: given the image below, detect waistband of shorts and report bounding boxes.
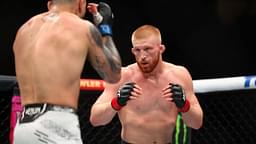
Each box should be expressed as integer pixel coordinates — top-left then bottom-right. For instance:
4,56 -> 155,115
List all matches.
23,103 -> 77,114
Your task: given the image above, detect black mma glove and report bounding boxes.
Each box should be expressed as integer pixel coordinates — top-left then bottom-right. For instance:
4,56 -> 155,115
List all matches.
111,82 -> 135,111
170,83 -> 190,113
93,2 -> 114,36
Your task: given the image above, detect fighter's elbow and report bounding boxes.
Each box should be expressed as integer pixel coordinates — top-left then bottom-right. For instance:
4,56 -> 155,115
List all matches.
184,115 -> 203,129
90,116 -> 109,127
189,117 -> 203,129
104,73 -> 121,84
90,115 -> 101,126
192,121 -> 203,129
90,117 -> 101,127
105,61 -> 122,84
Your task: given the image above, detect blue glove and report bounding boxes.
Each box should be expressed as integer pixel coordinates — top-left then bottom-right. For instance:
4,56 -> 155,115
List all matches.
94,2 -> 114,36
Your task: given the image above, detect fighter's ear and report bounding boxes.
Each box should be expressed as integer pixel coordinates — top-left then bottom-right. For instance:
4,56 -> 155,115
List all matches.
47,1 -> 53,10
131,47 -> 135,55
78,0 -> 86,17
159,44 -> 165,53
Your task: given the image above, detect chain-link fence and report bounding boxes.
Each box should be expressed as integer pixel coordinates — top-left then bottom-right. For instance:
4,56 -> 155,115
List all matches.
0,90 -> 189,144
192,89 -> 256,144
2,87 -> 256,144
78,91 -> 122,144
0,90 -> 12,144
78,90 -> 189,144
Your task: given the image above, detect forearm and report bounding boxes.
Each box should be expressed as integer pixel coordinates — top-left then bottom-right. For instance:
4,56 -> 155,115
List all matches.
102,36 -> 122,76
181,105 -> 203,129
93,1 -> 122,74
88,2 -> 121,83
90,102 -> 117,126
93,36 -> 121,83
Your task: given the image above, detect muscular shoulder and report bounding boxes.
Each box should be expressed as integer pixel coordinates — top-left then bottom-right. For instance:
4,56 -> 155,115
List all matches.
123,63 -> 137,75
61,14 -> 93,33
118,64 -> 137,82
17,12 -> 93,35
58,14 -> 98,44
166,62 -> 188,73
72,17 -> 93,29
14,14 -> 43,45
164,62 -> 191,80
16,14 -> 41,34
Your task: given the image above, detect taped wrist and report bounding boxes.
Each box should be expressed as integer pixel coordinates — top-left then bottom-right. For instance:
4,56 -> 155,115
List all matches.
178,100 -> 190,113
111,97 -> 123,111
93,12 -> 103,25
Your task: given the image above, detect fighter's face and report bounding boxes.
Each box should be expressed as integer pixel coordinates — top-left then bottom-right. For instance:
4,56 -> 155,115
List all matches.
132,42 -> 161,73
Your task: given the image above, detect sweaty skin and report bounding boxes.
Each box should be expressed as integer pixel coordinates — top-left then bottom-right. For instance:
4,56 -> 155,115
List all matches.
93,63 -> 193,143
13,10 -> 121,109
90,25 -> 203,143
122,65 -> 180,143
13,1 -> 121,144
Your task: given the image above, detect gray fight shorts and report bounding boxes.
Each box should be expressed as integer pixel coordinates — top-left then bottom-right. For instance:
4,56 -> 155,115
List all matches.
14,103 -> 83,144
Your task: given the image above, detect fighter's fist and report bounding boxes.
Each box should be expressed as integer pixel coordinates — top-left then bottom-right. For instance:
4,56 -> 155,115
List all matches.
169,83 -> 190,112
87,2 -> 114,36
111,82 -> 135,111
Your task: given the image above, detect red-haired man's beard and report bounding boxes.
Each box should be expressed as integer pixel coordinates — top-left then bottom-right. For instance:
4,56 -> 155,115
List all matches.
137,54 -> 160,73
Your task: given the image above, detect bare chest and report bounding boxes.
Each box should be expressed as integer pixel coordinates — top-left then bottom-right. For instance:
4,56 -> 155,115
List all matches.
127,76 -> 174,113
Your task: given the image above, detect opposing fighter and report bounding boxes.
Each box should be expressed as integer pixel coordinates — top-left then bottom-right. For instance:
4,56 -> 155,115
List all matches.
13,0 -> 121,144
90,24 -> 203,144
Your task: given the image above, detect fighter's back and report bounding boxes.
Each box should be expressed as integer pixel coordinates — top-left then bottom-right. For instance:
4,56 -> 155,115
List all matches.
13,12 -> 90,108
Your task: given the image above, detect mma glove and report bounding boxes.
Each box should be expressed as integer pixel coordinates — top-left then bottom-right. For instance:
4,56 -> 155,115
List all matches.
93,2 -> 114,36
170,83 -> 190,113
111,82 -> 135,111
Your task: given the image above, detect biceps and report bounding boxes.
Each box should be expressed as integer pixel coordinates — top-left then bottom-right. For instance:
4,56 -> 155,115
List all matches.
96,91 -> 116,104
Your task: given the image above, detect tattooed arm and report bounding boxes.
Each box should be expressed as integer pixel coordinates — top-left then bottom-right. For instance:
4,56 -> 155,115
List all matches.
87,23 -> 121,83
